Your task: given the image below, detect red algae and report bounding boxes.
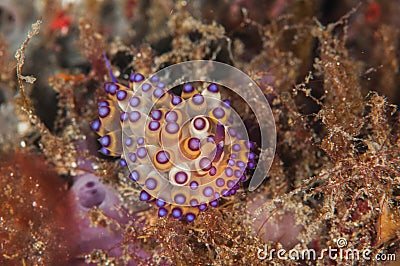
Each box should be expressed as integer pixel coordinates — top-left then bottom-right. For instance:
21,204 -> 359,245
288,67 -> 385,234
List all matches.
0,150 -> 78,265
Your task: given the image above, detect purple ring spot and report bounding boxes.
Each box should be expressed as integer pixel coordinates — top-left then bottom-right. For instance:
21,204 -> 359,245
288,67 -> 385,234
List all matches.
156,151 -> 170,164
207,83 -> 219,92
212,108 -> 225,119
139,190 -> 150,201
248,152 -> 256,160
165,111 -> 178,122
129,170 -> 139,181
99,147 -> 110,155
192,94 -> 204,105
153,88 -> 164,98
198,204 -> 207,211
156,198 -> 166,207
222,189 -> 229,196
128,153 -> 137,162
129,97 -> 140,107
133,73 -> 144,82
209,200 -> 219,208
150,75 -> 160,82
183,83 -> 194,93
175,172 -> 188,184
117,90 -> 127,101
228,127 -> 236,137
103,83 -> 111,93
190,181 -> 199,190
190,199 -> 199,207
203,186 -> 214,197
193,117 -> 206,130
98,101 -> 108,107
172,208 -> 183,219
209,166 -> 217,176
216,178 -> 225,187
145,177 -> 157,190
158,207 -> 168,217
120,112 -> 128,122
129,111 -> 141,122
99,135 -> 110,147
149,121 -> 160,131
137,137 -> 144,145
128,73 -> 135,82
151,110 -> 162,120
227,180 -> 235,188
188,138 -> 200,151
91,120 -> 101,131
234,169 -> 243,178
119,159 -> 127,167
141,83 -> 151,92
174,194 -> 186,204
246,141 -> 254,149
186,213 -> 196,222
248,162 -> 255,168
98,106 -> 110,118
232,144 -> 241,151
157,82 -> 165,88
108,84 -> 118,95
130,73 -> 144,82
171,95 -> 182,105
236,161 -> 246,168
166,122 -> 180,134
137,147 -> 147,158
225,167 -> 233,177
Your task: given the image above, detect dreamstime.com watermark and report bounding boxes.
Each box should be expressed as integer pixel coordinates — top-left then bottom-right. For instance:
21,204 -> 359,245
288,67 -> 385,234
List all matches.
257,238 -> 397,262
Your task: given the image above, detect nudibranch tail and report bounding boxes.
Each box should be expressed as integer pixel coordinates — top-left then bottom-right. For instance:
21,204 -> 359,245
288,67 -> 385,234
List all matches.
92,71 -> 256,221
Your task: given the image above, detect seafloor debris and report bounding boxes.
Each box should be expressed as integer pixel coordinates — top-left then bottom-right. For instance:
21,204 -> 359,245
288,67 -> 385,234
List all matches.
1,0 -> 399,265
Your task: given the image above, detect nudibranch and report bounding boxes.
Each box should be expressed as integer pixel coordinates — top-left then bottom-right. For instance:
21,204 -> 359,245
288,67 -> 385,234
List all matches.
91,72 -> 256,221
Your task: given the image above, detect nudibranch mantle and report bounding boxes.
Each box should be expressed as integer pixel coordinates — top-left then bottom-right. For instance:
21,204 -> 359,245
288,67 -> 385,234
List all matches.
92,72 -> 256,221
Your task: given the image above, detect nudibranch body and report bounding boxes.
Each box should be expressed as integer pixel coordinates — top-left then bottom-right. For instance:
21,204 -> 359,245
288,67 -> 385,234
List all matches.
92,72 -> 256,221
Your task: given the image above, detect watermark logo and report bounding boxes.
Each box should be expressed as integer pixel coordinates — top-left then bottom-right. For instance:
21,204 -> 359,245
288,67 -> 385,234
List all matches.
257,237 -> 396,262
336,237 -> 347,248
